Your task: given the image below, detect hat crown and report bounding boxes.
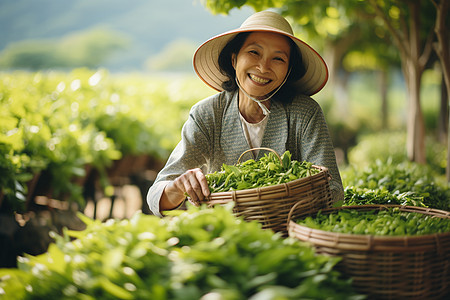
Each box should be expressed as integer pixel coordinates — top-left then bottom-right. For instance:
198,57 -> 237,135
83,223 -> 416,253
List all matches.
240,11 -> 293,35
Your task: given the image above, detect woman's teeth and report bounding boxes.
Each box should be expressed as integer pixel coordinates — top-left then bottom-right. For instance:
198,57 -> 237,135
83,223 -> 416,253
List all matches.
249,74 -> 270,84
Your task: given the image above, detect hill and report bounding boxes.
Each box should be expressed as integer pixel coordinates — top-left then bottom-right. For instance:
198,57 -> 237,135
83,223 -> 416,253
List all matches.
0,0 -> 253,71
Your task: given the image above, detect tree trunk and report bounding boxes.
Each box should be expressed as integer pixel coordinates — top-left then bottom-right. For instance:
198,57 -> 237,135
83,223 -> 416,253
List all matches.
447,109 -> 450,182
431,0 -> 450,181
404,60 -> 427,163
438,75 -> 448,142
404,2 -> 427,164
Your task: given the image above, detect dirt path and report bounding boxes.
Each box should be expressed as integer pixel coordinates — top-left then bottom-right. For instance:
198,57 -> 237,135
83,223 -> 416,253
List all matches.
83,184 -> 146,220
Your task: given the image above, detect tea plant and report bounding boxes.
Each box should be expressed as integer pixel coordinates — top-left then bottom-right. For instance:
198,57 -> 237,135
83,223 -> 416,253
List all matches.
0,205 -> 363,299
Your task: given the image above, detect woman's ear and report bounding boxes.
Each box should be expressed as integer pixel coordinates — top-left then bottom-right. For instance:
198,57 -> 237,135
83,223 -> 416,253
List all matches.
231,53 -> 236,69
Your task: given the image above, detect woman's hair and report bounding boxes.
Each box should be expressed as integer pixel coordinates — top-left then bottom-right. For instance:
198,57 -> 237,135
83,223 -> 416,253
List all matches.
218,32 -> 307,104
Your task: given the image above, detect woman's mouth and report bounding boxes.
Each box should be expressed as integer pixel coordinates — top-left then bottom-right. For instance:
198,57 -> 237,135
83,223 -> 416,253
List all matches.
249,74 -> 271,85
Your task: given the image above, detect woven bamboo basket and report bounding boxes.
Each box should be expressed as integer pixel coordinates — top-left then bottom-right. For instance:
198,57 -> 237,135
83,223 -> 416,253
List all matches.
203,148 -> 334,235
287,204 -> 450,299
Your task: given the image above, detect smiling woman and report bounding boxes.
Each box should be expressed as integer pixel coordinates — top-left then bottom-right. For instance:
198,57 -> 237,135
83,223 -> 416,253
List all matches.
146,11 -> 343,218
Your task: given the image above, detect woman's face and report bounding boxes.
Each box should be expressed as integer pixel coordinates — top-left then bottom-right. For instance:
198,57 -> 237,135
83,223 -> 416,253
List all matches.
232,32 -> 291,99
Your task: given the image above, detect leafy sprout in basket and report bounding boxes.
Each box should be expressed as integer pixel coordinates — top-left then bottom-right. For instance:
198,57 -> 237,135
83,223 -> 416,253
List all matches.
205,150 -> 320,193
296,207 -> 450,236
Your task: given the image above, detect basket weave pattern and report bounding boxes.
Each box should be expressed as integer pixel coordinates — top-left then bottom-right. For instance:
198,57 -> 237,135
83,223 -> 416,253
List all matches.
205,165 -> 333,234
288,205 -> 450,299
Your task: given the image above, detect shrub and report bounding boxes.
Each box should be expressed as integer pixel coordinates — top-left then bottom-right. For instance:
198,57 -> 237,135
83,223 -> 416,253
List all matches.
347,131 -> 446,175
0,69 -> 210,212
0,205 -> 361,299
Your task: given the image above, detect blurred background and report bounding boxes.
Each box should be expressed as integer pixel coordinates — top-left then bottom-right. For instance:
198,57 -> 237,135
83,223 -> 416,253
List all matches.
0,0 -> 448,266
0,0 -> 252,72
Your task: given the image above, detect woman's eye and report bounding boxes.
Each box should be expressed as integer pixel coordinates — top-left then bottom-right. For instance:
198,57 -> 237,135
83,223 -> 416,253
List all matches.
274,57 -> 286,62
249,50 -> 259,55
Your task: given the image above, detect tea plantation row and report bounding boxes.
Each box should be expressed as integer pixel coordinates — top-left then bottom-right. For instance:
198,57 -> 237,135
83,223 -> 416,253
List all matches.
0,69 -> 211,213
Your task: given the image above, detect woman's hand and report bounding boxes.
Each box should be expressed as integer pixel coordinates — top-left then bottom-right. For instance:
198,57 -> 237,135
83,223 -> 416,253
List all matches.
160,168 -> 210,210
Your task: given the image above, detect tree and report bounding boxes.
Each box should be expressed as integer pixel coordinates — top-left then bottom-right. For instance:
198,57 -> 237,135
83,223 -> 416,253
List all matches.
430,0 -> 450,181
367,0 -> 436,164
59,27 -> 129,69
0,40 -> 67,70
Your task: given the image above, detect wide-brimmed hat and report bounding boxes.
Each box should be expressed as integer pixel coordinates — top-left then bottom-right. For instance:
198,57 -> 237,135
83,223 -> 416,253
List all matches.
193,10 -> 328,96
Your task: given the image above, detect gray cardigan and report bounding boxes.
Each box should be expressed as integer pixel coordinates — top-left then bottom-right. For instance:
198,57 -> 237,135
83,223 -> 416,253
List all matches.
147,91 -> 344,217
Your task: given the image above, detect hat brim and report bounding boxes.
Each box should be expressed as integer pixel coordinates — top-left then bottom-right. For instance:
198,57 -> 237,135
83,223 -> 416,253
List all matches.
193,27 -> 328,96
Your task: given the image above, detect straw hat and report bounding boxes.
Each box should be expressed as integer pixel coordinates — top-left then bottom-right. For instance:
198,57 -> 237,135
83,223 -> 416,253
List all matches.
193,10 -> 328,96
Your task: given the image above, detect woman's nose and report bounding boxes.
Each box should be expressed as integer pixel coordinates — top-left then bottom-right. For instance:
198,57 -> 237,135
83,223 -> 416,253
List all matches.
256,58 -> 270,73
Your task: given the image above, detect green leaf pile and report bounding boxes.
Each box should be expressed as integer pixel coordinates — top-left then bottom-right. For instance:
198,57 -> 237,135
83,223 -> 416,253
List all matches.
0,205 -> 362,299
297,207 -> 450,236
206,151 -> 320,193
342,159 -> 450,211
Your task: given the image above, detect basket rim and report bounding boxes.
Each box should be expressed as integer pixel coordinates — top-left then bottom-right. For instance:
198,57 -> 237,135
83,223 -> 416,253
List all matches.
288,204 -> 450,243
205,164 -> 329,200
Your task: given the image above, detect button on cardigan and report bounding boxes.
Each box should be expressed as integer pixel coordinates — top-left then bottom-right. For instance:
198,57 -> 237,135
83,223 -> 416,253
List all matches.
147,90 -> 344,217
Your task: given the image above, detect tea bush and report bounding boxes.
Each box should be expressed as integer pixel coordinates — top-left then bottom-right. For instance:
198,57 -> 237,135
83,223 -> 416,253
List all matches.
0,205 -> 362,299
347,131 -> 446,174
0,69 -> 211,212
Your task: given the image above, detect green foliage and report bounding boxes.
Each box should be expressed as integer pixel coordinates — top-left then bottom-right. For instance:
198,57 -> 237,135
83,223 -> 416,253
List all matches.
203,0 -> 257,14
0,144 -> 28,213
206,151 -> 320,193
348,131 -> 447,174
0,69 -> 210,212
343,187 -> 427,208
342,159 -> 450,211
0,71 -> 119,210
348,131 -> 407,167
297,207 -> 450,236
0,205 -> 362,299
203,0 -> 354,40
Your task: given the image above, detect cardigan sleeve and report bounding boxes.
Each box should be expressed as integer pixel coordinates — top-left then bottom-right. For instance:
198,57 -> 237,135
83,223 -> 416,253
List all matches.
292,97 -> 344,204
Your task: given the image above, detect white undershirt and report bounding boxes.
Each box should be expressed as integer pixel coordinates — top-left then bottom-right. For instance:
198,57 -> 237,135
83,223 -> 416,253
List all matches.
239,112 -> 268,158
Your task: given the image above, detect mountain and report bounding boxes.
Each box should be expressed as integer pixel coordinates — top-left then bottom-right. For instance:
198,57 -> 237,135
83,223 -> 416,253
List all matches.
0,0 -> 253,70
